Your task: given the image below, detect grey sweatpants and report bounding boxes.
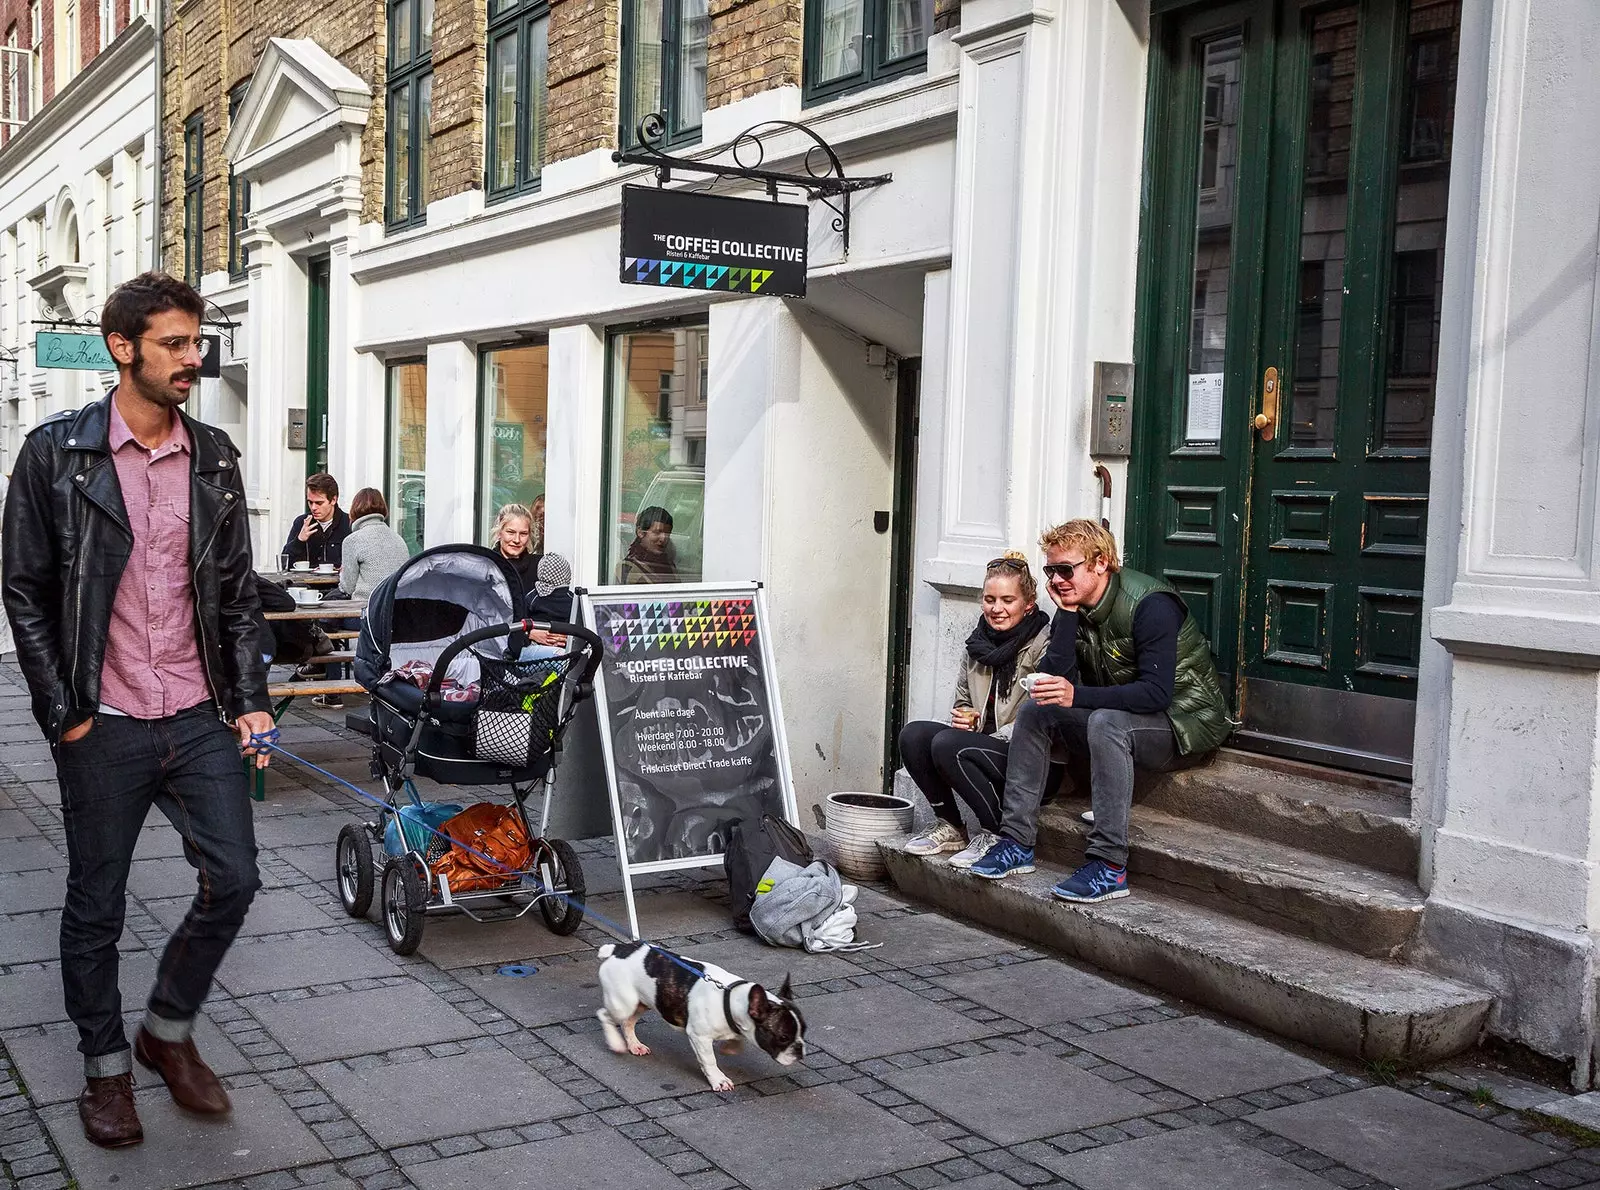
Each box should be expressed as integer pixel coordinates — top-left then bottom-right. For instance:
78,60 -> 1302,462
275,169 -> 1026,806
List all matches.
997,702 -> 1183,866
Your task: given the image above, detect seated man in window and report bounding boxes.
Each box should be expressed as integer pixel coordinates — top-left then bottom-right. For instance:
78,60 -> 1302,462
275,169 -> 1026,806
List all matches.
969,520 -> 1233,902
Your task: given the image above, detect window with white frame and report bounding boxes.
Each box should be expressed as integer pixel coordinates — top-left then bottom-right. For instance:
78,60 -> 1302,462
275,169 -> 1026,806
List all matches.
3,25 -> 19,131
27,3 -> 40,114
98,0 -> 113,49
130,148 -> 146,270
97,163 -> 113,298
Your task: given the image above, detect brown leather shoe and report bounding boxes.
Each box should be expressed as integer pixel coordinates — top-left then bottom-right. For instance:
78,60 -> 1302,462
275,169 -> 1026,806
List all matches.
134,1027 -> 231,1114
78,1073 -> 142,1148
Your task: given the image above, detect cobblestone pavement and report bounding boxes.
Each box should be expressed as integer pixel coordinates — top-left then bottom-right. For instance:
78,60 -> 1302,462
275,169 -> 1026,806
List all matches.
1,662 -> 1595,1190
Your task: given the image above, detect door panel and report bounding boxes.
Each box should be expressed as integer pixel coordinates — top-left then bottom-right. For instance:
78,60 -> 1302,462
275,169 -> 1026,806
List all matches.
1131,0 -> 1460,778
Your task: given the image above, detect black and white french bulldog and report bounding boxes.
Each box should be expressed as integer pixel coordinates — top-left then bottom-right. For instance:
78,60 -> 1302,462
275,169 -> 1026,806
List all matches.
595,940 -> 807,1092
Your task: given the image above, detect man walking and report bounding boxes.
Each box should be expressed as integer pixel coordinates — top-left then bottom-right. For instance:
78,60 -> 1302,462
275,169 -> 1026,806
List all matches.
2,273 -> 275,1148
970,520 -> 1232,901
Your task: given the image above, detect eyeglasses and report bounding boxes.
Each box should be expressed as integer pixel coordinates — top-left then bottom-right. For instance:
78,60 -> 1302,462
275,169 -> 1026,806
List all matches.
1042,560 -> 1088,580
141,335 -> 211,360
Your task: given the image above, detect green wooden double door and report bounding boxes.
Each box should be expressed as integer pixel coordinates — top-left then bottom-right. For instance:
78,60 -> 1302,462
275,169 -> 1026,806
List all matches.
1130,0 -> 1461,777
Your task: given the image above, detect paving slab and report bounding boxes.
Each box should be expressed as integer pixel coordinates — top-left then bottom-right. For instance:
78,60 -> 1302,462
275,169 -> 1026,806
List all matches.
0,868 -> 66,912
802,984 -> 1000,1062
144,886 -> 339,938
588,889 -> 733,938
673,936 -> 868,990
664,1084 -> 960,1190
1428,1061 -> 1565,1111
214,932 -> 400,995
1250,1085 -> 1561,1190
881,1049 -> 1153,1143
459,959 -> 605,1028
415,913 -> 590,968
0,910 -> 140,965
126,856 -> 206,901
0,807 -> 41,838
861,910 -> 1018,967
1073,1014 -> 1331,1099
8,1012 -> 252,1105
131,828 -> 189,860
1046,1123 -> 1345,1189
546,1017 -> 782,1099
0,952 -> 158,1029
252,814 -> 351,849
247,980 -> 481,1062
1531,1089 -> 1600,1130
933,958 -> 1161,1026
42,1083 -> 330,1190
407,1128 -> 690,1190
0,835 -> 65,872
311,1049 -> 579,1146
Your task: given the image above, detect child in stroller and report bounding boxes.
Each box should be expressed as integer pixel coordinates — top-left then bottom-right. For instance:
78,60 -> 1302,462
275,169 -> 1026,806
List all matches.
336,544 -> 601,954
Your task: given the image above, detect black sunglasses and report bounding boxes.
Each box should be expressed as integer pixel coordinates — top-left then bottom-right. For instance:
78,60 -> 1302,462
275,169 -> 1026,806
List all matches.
986,556 -> 1029,572
1042,561 -> 1087,580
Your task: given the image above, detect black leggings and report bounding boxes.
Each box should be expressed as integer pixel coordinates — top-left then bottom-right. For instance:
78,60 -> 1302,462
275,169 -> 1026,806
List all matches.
898,720 -> 1010,833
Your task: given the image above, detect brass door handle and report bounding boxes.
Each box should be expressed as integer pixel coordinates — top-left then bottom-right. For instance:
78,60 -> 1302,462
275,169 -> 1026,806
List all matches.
1255,366 -> 1279,441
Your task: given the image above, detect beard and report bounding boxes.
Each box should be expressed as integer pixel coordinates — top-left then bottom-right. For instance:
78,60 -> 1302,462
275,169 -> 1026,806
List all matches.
127,341 -> 198,408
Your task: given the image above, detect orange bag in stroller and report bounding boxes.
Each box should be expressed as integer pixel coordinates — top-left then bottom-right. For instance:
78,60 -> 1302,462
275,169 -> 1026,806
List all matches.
434,803 -> 532,892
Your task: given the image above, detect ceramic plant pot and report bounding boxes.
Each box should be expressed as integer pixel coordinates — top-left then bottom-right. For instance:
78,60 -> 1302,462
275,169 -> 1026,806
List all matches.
823,791 -> 914,881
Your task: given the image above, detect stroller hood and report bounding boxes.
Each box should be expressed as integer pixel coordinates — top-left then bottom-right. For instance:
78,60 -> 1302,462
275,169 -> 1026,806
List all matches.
356,544 -> 527,692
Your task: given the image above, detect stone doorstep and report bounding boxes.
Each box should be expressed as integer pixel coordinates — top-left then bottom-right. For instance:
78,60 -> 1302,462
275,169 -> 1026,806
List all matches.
879,846 -> 1492,1068
1124,748 -> 1420,879
1035,804 -> 1423,960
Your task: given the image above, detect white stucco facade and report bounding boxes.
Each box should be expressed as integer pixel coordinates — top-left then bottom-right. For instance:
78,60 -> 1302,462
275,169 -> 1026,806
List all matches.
0,18 -> 156,472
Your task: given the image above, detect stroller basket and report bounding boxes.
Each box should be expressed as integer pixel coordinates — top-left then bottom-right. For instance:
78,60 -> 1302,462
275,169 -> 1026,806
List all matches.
474,652 -> 575,768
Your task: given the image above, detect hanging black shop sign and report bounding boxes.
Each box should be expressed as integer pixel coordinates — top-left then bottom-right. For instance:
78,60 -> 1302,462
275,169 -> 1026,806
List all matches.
620,185 -> 809,299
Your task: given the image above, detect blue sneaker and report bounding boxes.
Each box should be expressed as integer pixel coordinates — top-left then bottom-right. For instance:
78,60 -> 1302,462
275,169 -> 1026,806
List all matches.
1051,859 -> 1129,903
969,837 -> 1035,880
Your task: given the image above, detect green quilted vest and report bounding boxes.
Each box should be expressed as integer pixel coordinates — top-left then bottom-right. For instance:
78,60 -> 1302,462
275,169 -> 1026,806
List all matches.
1075,567 -> 1233,755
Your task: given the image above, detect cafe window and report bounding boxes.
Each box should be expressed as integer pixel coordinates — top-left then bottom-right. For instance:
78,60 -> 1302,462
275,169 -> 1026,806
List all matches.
479,342 -> 549,543
227,80 -> 251,280
603,322 -> 709,584
486,0 -> 549,201
386,0 -> 434,229
182,111 -> 203,286
620,0 -> 708,148
387,360 -> 428,553
803,0 -> 930,104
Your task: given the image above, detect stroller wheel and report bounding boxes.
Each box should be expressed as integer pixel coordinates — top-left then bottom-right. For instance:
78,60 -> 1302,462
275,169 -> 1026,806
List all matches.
336,825 -> 374,918
382,856 -> 428,955
536,838 -> 586,936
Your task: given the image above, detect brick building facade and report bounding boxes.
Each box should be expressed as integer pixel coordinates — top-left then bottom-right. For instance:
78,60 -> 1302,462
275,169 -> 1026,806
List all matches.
0,0 -> 150,141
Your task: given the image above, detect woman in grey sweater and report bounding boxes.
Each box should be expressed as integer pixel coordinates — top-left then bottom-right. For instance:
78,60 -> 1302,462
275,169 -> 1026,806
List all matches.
339,488 -> 412,600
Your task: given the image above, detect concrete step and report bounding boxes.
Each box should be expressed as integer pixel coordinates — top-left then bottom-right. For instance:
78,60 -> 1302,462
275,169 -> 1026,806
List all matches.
881,845 -> 1491,1067
1123,749 -> 1419,878
1036,804 -> 1423,960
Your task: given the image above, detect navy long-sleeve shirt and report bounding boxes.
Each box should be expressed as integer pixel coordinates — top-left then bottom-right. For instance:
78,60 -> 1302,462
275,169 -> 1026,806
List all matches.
1037,593 -> 1185,715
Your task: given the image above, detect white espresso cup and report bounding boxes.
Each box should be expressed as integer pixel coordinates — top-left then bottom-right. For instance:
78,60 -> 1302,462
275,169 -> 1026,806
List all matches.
291,561 -> 312,571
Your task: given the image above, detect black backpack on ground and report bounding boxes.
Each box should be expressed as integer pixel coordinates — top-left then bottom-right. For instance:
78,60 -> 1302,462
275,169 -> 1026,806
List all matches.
725,813 -> 814,934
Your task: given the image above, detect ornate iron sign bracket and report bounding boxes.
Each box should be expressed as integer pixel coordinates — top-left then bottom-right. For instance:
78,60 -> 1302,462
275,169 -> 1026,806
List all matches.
31,297 -> 240,356
612,113 -> 892,256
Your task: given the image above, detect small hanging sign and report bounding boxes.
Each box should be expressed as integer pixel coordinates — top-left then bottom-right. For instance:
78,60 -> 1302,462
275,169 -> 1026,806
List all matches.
620,185 -> 809,298
35,331 -> 114,371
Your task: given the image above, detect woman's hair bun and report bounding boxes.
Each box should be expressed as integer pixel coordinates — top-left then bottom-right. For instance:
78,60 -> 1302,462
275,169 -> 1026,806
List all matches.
1001,549 -> 1028,563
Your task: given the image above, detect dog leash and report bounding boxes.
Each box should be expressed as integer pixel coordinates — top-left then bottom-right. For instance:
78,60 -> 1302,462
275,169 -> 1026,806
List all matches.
250,730 -> 750,991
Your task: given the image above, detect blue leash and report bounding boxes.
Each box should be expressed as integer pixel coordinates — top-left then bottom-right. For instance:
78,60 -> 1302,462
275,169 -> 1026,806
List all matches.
248,730 -> 733,986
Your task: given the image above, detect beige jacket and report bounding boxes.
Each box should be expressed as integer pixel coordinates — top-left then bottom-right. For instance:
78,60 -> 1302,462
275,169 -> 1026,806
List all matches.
952,623 -> 1052,740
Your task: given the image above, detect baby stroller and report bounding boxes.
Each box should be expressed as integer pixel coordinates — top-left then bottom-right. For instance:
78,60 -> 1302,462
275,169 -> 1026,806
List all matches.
335,544 -> 602,955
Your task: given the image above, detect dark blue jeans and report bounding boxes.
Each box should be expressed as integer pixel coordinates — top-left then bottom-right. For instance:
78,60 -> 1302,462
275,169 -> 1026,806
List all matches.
54,703 -> 260,1078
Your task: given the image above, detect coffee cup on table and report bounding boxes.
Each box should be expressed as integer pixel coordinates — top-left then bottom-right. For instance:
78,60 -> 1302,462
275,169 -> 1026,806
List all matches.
292,561 -> 311,571
316,563 -> 335,573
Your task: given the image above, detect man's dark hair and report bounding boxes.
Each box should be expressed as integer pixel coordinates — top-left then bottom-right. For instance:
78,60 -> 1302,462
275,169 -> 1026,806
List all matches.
100,272 -> 206,350
306,473 -> 339,502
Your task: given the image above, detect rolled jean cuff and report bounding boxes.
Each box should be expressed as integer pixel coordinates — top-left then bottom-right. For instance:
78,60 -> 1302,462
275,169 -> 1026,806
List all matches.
84,1047 -> 133,1080
141,1009 -> 194,1044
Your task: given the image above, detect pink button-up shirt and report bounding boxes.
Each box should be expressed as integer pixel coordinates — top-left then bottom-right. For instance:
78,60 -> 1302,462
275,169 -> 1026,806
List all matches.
98,398 -> 211,718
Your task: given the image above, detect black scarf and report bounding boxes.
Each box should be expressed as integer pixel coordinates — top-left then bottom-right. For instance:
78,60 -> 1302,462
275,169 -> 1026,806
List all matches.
965,607 -> 1050,701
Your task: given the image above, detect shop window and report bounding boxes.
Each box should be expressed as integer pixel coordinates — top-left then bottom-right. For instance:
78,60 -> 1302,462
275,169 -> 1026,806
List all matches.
479,342 -> 549,543
486,0 -> 549,201
386,0 -> 434,229
621,0 -> 708,148
387,360 -> 428,552
183,111 -> 203,286
803,0 -> 930,105
604,322 -> 709,584
227,80 -> 251,280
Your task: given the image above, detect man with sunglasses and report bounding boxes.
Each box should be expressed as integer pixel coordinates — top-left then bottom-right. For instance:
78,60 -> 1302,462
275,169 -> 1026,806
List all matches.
3,273 -> 273,1148
969,519 -> 1231,902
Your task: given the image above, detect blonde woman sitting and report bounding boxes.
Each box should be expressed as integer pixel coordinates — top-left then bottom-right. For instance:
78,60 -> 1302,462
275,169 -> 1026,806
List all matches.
899,553 -> 1051,867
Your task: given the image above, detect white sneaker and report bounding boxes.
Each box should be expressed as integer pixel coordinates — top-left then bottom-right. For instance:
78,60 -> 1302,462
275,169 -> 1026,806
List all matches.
1080,809 -> 1095,824
904,820 -> 966,856
949,830 -> 1000,869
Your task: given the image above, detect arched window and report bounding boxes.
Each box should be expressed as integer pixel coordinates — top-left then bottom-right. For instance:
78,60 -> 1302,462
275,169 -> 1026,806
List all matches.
63,212 -> 79,262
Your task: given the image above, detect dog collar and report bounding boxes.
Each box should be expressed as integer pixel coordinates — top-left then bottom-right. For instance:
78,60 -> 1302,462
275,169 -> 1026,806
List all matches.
722,980 -> 751,1033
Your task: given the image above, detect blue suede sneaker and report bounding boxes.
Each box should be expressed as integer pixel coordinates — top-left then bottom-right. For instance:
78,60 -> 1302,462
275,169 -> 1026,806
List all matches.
969,837 -> 1035,880
1051,859 -> 1130,903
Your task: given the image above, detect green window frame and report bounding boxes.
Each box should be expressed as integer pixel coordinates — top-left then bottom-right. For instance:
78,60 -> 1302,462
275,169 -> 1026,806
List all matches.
620,0 -> 709,149
802,0 -> 931,105
485,0 -> 550,201
476,339 -> 550,541
182,111 -> 203,286
386,0 -> 434,229
227,80 -> 251,280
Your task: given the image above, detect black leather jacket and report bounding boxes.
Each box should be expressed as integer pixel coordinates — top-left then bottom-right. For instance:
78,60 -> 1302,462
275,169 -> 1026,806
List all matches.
1,392 -> 268,743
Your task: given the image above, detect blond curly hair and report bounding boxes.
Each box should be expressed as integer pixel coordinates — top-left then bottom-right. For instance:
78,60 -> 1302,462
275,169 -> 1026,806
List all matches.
1039,519 -> 1121,572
